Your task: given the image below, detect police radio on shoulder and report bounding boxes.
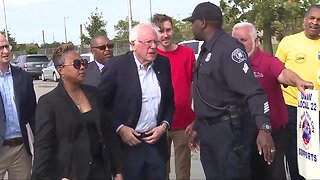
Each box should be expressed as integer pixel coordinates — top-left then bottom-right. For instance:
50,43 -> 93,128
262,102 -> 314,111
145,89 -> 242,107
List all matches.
259,123 -> 272,132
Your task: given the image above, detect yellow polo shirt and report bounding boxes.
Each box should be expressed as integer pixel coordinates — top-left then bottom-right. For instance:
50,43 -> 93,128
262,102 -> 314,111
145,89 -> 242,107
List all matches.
275,31 -> 320,107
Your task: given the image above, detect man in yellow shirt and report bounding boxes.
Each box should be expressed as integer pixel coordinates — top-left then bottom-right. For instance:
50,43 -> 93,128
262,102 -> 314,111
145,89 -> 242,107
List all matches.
275,5 -> 320,180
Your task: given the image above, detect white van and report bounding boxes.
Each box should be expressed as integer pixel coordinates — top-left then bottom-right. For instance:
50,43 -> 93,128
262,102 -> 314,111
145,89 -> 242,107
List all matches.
178,40 -> 204,59
80,53 -> 94,63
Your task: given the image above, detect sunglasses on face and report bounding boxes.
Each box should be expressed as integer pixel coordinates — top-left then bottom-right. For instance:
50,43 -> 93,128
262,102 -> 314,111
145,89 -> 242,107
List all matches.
63,59 -> 88,70
92,43 -> 114,51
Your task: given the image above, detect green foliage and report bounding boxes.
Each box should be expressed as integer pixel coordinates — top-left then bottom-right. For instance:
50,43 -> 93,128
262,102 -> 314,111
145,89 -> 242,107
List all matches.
40,41 -> 61,48
172,18 -> 194,43
81,7 -> 107,45
113,16 -> 193,43
220,0 -> 320,54
25,44 -> 39,54
113,17 -> 140,41
0,29 -> 18,51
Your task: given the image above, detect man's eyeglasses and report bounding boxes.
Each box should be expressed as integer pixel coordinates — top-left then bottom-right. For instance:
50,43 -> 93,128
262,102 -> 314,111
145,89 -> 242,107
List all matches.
62,59 -> 88,70
135,40 -> 160,46
91,43 -> 114,51
0,44 -> 12,51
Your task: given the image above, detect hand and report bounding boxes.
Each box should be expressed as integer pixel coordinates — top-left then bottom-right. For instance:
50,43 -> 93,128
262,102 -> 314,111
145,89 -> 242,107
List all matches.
118,125 -> 141,146
143,125 -> 166,144
185,121 -> 195,137
256,130 -> 275,165
188,130 -> 200,152
114,173 -> 123,180
296,80 -> 314,96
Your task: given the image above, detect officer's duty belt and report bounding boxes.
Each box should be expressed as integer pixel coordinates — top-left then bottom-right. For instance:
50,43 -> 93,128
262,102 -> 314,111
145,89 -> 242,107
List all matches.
202,114 -> 231,126
202,106 -> 249,126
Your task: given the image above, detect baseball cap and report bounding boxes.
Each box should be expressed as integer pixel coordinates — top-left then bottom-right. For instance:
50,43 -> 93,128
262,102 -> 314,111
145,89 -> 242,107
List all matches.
182,2 -> 223,23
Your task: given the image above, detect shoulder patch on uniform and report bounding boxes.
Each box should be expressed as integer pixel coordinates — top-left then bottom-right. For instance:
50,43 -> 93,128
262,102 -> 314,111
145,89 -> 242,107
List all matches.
231,48 -> 247,63
243,63 -> 249,73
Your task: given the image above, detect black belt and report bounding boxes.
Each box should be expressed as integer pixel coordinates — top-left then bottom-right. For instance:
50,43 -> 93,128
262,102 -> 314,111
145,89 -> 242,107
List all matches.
202,114 -> 232,126
135,132 -> 152,140
3,137 -> 23,146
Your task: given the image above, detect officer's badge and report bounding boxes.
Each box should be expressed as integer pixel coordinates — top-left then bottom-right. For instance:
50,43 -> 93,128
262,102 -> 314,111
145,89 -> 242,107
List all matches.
295,53 -> 306,64
205,53 -> 212,62
231,48 -> 247,63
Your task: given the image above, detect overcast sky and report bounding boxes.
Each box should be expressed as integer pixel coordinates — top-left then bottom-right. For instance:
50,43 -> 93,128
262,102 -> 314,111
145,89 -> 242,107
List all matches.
1,0 -> 219,45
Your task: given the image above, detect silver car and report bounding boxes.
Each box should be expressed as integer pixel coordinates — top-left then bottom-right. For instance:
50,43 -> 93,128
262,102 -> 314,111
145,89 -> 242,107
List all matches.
14,54 -> 49,79
41,60 -> 60,82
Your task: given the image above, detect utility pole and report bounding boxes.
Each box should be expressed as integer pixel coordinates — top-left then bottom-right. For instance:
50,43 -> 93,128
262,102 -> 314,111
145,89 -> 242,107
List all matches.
149,0 -> 152,21
64,17 -> 69,43
42,30 -> 45,44
2,0 -> 8,40
127,0 -> 133,32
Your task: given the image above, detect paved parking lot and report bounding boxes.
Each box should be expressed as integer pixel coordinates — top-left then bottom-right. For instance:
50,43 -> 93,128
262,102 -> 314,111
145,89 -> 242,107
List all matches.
33,80 -> 205,179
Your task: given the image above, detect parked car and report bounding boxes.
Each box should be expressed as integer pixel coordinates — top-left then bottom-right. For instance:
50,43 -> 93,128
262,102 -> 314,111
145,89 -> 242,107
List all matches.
41,59 -> 60,82
13,54 -> 50,79
80,53 -> 94,63
178,40 -> 204,59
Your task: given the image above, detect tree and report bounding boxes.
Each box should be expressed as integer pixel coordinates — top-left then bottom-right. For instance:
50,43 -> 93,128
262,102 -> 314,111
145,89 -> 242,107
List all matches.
172,18 -> 193,43
81,8 -> 107,45
113,17 -> 139,41
40,41 -> 61,49
113,16 -> 193,43
1,29 -> 18,51
220,0 -> 318,54
25,44 -> 39,54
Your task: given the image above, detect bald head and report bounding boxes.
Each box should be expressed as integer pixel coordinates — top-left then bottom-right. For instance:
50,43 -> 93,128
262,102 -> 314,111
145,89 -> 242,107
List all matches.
232,22 -> 259,57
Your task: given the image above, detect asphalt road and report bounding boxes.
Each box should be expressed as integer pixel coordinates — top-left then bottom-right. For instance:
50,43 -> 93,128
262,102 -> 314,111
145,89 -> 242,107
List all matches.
33,80 -> 205,179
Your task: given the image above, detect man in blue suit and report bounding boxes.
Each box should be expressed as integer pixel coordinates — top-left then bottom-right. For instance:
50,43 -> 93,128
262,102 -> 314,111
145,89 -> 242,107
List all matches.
99,23 -> 175,179
0,33 -> 37,179
82,35 -> 114,87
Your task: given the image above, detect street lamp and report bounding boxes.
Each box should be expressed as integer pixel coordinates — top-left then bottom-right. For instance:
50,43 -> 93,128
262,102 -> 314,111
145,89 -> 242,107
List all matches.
2,0 -> 8,40
64,17 -> 69,43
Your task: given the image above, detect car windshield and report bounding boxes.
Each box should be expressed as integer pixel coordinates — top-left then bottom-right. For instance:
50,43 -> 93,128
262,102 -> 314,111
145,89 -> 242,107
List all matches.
181,42 -> 199,54
26,56 -> 49,62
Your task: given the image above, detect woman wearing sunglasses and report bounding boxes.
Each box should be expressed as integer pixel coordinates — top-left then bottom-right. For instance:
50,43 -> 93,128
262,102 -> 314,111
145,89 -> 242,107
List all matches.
32,44 -> 122,180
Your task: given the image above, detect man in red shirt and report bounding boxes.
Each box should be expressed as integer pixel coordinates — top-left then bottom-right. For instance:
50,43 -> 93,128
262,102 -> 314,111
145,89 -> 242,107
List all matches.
152,14 -> 196,180
232,22 -> 313,179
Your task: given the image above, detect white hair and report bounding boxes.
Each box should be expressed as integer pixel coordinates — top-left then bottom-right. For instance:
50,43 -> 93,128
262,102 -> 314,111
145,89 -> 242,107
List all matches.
232,22 -> 258,39
129,23 -> 160,42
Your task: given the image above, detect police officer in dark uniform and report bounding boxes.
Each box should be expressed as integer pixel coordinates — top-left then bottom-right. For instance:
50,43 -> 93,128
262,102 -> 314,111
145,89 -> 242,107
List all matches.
183,2 -> 276,179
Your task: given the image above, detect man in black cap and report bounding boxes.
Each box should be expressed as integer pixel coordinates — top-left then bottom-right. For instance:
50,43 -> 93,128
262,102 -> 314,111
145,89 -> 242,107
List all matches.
184,2 -> 275,179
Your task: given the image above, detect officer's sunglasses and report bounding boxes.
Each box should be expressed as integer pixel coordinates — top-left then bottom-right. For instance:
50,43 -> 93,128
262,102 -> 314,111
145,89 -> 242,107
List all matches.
63,59 -> 88,70
92,43 -> 114,51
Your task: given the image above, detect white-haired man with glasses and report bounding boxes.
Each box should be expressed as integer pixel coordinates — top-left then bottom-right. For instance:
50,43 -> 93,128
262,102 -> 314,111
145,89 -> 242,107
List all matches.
98,23 -> 175,179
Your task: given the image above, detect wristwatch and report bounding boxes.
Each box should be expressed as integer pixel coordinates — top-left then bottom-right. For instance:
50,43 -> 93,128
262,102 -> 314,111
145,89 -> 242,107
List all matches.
259,123 -> 272,132
161,122 -> 169,132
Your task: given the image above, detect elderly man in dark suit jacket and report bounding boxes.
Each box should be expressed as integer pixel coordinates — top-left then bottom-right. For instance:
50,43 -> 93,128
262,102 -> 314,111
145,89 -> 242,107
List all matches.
82,35 -> 114,87
99,23 -> 175,180
0,33 -> 36,179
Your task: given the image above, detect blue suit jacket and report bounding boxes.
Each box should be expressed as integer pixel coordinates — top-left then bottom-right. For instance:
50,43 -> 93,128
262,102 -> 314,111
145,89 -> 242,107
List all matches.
0,65 -> 37,155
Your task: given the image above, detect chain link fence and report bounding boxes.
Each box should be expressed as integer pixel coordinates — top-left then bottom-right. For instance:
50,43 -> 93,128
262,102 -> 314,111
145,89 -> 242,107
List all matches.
11,39 -> 130,60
